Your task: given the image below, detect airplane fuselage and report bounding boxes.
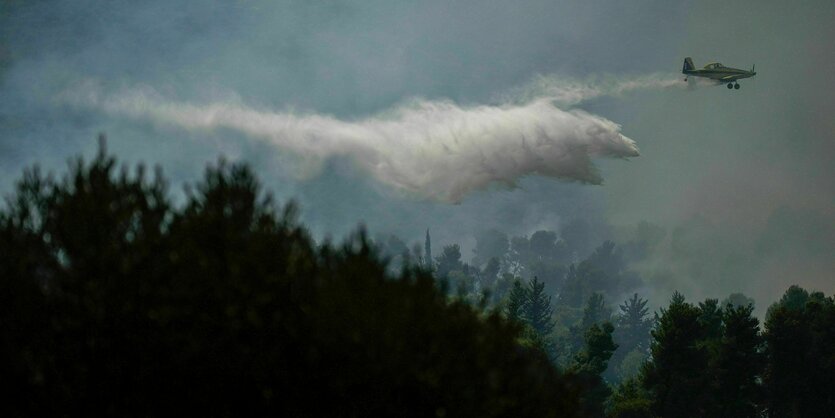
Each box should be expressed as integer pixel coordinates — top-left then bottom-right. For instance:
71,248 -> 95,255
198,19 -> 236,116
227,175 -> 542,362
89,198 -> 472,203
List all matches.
683,67 -> 756,82
682,57 -> 756,89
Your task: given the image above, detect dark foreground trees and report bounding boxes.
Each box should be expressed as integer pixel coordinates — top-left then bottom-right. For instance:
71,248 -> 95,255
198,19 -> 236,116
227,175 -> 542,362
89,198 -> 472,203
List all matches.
0,146 -> 585,417
763,286 -> 835,417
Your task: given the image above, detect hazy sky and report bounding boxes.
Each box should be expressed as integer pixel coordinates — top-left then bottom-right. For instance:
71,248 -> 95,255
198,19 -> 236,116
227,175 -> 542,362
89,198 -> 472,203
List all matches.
2,0 -> 833,310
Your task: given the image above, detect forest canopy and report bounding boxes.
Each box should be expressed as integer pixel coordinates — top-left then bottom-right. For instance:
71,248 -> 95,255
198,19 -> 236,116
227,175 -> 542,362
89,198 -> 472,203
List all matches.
1,141 -> 833,417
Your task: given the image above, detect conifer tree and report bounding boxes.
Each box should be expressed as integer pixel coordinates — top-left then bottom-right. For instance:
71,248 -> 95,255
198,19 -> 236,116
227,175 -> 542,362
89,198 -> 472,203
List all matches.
524,276 -> 555,336
505,280 -> 528,322
424,228 -> 433,271
763,286 -> 835,417
642,292 -> 708,418
714,303 -> 764,418
572,322 -> 618,418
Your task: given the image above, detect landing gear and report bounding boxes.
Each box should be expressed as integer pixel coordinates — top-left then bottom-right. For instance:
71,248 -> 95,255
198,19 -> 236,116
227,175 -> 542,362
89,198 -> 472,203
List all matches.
727,83 -> 733,89
734,83 -> 740,90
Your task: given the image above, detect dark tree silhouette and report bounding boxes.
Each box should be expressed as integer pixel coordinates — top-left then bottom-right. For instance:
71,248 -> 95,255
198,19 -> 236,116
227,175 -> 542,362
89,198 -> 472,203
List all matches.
714,303 -> 764,418
763,285 -> 835,418
642,292 -> 709,418
434,243 -> 463,279
0,145 -> 589,417
608,293 -> 653,382
572,322 -> 617,418
524,276 -> 556,336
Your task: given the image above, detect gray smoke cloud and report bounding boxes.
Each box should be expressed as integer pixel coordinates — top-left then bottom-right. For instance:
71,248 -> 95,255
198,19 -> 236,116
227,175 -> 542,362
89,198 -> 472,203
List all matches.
59,74 -> 696,202
3,0 -> 832,311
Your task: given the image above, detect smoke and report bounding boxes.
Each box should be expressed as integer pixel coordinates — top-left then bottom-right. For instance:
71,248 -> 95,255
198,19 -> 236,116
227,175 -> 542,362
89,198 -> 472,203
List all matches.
64,78 -> 650,203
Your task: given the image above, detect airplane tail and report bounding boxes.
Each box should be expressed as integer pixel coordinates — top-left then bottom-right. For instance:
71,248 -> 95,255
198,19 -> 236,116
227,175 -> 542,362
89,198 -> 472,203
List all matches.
683,57 -> 695,73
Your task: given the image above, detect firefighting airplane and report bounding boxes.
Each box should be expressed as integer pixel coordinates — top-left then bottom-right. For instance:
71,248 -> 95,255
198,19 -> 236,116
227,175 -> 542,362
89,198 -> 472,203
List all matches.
682,57 -> 757,90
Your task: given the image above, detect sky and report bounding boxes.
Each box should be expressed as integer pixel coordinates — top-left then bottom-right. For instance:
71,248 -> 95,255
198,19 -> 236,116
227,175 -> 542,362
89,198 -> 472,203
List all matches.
1,0 -> 833,312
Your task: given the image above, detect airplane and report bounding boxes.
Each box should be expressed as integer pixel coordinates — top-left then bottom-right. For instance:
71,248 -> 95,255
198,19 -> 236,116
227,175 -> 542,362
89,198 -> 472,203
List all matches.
682,57 -> 756,90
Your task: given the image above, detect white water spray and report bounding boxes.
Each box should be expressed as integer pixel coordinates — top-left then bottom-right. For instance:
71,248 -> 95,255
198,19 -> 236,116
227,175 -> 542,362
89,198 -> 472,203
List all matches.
64,74 -> 680,202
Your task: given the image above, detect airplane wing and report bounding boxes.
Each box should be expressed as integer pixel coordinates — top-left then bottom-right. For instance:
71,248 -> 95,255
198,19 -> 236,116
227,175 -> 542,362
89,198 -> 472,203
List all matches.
720,75 -> 739,81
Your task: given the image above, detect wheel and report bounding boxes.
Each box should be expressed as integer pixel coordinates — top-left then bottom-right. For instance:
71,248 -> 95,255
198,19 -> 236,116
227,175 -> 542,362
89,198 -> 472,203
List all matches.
734,83 -> 740,90
727,83 -> 733,89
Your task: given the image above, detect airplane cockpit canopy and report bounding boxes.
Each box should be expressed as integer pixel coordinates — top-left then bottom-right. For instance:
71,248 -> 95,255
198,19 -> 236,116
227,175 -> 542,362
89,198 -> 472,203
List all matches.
704,62 -> 724,69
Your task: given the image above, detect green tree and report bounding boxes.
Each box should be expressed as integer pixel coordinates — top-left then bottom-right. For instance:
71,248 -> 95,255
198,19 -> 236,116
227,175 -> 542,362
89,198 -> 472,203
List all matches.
524,276 -> 556,337
572,322 -> 618,418
642,292 -> 708,418
569,293 -> 612,357
607,378 -> 653,418
609,294 -> 652,382
505,279 -> 528,322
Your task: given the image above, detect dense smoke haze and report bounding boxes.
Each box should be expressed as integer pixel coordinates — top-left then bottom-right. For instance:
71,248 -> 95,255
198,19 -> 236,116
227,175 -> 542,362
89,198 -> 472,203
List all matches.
2,0 -> 834,314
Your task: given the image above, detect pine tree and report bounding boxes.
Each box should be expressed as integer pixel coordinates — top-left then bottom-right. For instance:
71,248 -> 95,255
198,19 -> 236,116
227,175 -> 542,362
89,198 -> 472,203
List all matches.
642,292 -> 709,418
763,286 -> 835,417
608,378 -> 653,418
609,293 -> 652,382
569,293 -> 611,356
616,293 -> 652,353
424,228 -> 433,271
524,277 -> 555,336
505,280 -> 527,322
581,293 -> 611,331
572,322 -> 618,418
714,303 -> 764,418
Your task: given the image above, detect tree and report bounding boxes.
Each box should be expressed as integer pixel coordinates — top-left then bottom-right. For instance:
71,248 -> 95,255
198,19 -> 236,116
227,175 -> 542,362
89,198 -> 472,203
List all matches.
714,303 -> 764,418
582,293 -> 612,331
607,378 -> 653,418
373,233 -> 409,270
481,256 -> 501,288
572,322 -> 618,418
524,277 -> 555,336
569,293 -> 612,357
609,294 -> 652,382
721,292 -> 755,310
763,285 -> 835,417
615,294 -> 652,353
505,279 -> 528,322
434,243 -> 462,279
424,228 -> 433,271
642,292 -> 709,418
0,145 -> 590,417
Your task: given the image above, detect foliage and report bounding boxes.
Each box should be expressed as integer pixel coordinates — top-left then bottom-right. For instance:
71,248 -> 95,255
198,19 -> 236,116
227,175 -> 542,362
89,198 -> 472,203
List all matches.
434,243 -> 463,279
572,322 -> 618,418
763,285 -> 835,417
524,276 -> 556,336
714,303 -> 764,418
642,292 -> 708,418
481,256 -> 501,287
607,378 -> 653,418
721,292 -> 755,310
0,148 -> 588,417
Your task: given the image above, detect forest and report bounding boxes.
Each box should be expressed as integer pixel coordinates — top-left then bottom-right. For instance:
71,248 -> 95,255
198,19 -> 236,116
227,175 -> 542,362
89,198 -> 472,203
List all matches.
2,146 -> 833,417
